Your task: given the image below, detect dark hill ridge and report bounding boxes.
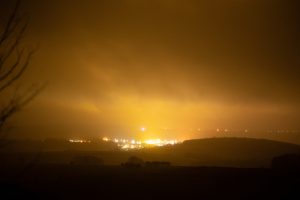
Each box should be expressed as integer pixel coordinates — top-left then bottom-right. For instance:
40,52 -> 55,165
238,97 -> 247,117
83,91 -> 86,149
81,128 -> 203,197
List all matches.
1,137 -> 300,168
141,137 -> 300,167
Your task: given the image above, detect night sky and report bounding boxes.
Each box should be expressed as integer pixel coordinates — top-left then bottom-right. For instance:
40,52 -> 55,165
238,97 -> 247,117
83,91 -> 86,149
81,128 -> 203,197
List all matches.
0,0 -> 299,141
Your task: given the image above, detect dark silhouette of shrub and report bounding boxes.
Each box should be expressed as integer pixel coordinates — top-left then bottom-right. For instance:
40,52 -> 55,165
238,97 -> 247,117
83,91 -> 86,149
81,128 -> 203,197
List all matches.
271,154 -> 300,170
145,161 -> 171,168
122,156 -> 144,168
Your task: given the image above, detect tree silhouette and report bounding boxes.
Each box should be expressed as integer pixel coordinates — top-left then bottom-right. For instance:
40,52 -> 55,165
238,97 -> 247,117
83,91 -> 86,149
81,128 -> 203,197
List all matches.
122,156 -> 145,168
0,0 -> 44,137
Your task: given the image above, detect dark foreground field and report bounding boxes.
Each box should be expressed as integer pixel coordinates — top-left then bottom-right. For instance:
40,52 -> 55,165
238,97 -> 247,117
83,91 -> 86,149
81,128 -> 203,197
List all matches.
0,164 -> 299,200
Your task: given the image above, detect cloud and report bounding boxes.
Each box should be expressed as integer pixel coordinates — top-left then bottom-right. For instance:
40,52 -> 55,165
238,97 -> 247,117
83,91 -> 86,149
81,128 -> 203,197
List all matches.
1,0 -> 300,138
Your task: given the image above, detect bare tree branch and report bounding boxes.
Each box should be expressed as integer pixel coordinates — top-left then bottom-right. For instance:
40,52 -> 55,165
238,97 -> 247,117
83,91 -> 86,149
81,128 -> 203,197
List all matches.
0,49 -> 35,92
0,20 -> 28,68
0,49 -> 23,81
0,0 -> 44,136
0,0 -> 21,45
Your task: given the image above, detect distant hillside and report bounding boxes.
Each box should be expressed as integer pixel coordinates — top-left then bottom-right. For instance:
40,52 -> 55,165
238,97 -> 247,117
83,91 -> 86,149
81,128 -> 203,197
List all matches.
139,137 -> 300,167
1,137 -> 300,168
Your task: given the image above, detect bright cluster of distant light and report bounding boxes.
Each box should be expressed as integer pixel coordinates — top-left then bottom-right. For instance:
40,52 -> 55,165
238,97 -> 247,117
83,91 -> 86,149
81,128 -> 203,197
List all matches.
144,139 -> 178,146
267,130 -> 300,134
69,139 -> 91,143
102,137 -> 180,150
